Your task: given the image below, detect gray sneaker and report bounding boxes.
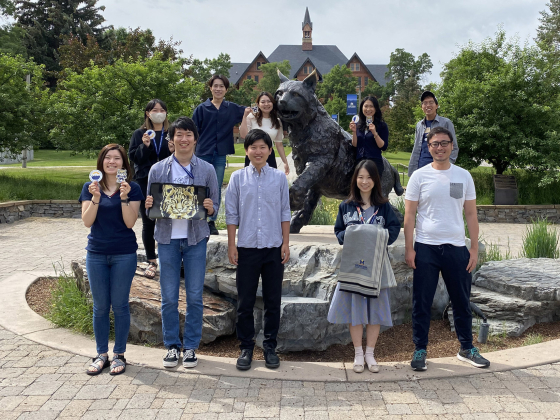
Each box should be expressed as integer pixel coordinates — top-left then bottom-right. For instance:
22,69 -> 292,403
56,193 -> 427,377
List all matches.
457,347 -> 490,368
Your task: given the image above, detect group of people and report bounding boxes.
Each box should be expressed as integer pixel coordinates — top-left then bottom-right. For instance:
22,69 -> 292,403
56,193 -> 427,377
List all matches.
79,73 -> 490,376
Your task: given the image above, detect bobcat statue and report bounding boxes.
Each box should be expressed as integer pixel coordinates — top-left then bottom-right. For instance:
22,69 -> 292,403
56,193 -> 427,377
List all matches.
275,69 -> 404,233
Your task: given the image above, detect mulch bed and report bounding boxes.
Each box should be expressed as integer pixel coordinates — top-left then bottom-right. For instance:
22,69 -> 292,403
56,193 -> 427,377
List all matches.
28,276 -> 560,363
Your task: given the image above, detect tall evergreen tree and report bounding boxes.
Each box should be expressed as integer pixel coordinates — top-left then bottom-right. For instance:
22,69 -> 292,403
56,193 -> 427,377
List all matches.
15,0 -> 108,86
536,0 -> 560,58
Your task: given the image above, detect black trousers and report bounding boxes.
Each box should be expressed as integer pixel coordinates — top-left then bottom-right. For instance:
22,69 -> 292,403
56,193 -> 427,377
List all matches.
412,242 -> 473,351
137,178 -> 157,261
236,247 -> 283,350
358,157 -> 384,179
244,149 -> 277,169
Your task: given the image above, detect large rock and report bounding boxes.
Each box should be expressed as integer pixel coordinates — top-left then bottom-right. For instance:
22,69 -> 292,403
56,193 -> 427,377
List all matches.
254,297 -> 350,352
71,260 -> 236,345
472,258 -> 560,336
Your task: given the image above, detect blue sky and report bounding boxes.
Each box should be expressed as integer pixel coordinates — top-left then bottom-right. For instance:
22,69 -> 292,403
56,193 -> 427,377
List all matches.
90,0 -> 547,82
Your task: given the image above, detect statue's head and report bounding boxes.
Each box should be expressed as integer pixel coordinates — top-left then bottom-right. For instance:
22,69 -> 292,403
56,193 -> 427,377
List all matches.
275,69 -> 320,127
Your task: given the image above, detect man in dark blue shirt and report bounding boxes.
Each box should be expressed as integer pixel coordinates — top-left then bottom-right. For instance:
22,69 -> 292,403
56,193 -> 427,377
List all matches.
192,74 -> 251,235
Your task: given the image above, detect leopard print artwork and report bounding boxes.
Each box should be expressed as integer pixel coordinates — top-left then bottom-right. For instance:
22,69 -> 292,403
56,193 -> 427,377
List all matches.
160,184 -> 199,219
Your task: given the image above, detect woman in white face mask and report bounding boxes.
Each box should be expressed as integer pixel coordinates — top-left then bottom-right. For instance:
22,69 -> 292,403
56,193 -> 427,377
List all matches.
128,99 -> 174,279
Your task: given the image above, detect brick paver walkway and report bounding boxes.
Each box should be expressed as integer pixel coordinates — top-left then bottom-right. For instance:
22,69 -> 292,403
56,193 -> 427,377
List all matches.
1,324 -> 559,419
1,218 -> 560,419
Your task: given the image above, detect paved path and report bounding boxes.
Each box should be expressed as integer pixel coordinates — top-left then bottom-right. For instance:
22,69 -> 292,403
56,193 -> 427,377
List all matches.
0,323 -> 559,419
2,218 -> 560,418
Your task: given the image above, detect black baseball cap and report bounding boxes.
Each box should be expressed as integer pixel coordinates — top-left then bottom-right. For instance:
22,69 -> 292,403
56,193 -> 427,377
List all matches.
420,91 -> 438,105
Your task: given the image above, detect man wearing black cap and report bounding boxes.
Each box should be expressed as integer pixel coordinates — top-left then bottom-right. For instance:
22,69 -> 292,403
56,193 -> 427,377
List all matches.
407,91 -> 459,176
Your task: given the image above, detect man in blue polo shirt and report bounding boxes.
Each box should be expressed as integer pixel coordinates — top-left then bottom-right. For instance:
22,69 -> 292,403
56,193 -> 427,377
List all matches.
192,74 -> 251,235
407,91 -> 459,176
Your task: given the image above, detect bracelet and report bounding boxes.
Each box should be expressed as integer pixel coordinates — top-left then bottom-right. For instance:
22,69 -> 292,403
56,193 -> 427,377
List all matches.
91,201 -> 99,205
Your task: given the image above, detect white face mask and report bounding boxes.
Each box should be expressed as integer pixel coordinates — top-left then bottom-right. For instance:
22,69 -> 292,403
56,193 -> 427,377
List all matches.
149,112 -> 166,124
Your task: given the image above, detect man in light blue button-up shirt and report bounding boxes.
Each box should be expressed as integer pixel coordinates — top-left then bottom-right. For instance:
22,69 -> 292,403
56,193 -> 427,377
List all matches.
225,129 -> 291,372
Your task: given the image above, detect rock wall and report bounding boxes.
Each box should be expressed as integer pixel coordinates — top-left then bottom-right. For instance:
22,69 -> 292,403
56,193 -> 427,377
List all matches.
477,205 -> 560,224
0,200 -> 81,224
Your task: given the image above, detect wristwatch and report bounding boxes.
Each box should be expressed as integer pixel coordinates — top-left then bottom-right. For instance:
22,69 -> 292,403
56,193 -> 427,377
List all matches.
121,198 -> 130,205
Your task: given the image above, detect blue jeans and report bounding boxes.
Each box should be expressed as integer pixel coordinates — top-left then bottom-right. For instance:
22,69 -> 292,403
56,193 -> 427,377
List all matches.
198,152 -> 226,222
158,238 -> 207,349
86,251 -> 137,354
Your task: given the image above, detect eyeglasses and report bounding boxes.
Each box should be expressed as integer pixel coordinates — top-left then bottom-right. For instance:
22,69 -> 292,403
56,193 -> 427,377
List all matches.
422,100 -> 436,106
428,141 -> 451,148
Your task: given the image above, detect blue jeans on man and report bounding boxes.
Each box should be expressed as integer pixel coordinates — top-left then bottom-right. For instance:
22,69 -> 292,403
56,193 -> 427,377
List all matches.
158,238 -> 207,349
197,152 -> 226,222
86,251 -> 137,355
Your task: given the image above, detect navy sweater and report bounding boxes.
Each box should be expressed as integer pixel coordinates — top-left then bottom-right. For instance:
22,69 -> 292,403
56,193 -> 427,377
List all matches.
334,200 -> 401,246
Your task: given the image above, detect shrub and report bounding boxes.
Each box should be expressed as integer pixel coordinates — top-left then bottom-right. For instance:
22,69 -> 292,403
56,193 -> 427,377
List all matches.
46,275 -> 114,338
521,219 -> 559,259
309,198 -> 340,225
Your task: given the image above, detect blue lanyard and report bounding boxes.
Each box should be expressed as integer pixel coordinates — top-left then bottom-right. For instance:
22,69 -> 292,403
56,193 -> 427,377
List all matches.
172,155 -> 194,180
154,130 -> 165,159
356,206 -> 378,224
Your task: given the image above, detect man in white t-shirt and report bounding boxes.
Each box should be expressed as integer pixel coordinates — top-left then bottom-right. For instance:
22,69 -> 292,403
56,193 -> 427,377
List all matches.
404,126 -> 490,371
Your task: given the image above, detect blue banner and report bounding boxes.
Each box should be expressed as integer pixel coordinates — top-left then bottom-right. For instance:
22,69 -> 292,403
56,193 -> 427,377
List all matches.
331,114 -> 337,120
346,94 -> 358,115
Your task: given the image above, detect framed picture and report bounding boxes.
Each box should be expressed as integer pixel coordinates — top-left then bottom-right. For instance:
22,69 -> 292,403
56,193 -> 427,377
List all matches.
148,183 -> 208,220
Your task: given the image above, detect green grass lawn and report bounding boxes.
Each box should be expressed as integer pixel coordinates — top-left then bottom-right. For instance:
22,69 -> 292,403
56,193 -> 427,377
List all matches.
1,150 -> 98,167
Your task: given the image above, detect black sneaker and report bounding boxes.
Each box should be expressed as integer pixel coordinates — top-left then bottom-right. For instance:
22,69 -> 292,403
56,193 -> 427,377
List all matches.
411,349 -> 427,371
208,221 -> 219,235
163,346 -> 180,368
183,349 -> 198,368
457,347 -> 490,368
263,348 -> 280,369
236,349 -> 253,371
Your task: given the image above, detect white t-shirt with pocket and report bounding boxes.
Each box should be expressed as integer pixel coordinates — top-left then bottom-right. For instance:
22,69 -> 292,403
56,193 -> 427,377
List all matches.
405,164 -> 476,247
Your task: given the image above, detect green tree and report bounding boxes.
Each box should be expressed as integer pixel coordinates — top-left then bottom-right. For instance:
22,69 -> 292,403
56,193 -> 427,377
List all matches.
49,57 -> 205,151
0,23 -> 26,56
15,0 -> 108,86
315,64 -> 356,101
1,0 -> 15,16
228,78 -> 257,106
536,0 -> 560,58
57,28 -> 186,77
385,48 -> 432,101
440,29 -> 560,177
256,60 -> 291,94
0,53 -> 47,155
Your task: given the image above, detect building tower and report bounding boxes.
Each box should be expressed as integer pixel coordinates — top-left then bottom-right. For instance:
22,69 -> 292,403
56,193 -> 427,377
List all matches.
302,7 -> 313,51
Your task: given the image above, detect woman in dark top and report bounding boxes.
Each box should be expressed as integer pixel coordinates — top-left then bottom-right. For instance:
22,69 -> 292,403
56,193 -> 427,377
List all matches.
80,144 -> 143,376
128,99 -> 174,278
349,96 -> 389,179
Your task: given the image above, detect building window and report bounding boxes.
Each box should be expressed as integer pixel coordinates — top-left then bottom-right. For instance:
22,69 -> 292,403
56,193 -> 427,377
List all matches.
247,75 -> 252,80
254,75 -> 259,82
304,31 -> 310,38
355,63 -> 360,71
350,63 -> 354,71
304,66 -> 308,74
257,62 -> 261,70
365,76 -> 369,86
357,77 -> 362,86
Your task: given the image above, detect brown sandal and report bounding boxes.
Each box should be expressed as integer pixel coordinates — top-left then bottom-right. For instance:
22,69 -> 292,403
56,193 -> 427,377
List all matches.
144,261 -> 158,279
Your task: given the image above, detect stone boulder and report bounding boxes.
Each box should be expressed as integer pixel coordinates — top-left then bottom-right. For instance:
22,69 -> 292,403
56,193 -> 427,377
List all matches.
472,258 -> 560,336
71,260 -> 236,345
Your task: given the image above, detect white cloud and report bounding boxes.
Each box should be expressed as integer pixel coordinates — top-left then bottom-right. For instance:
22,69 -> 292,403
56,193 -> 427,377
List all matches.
101,0 -> 546,82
